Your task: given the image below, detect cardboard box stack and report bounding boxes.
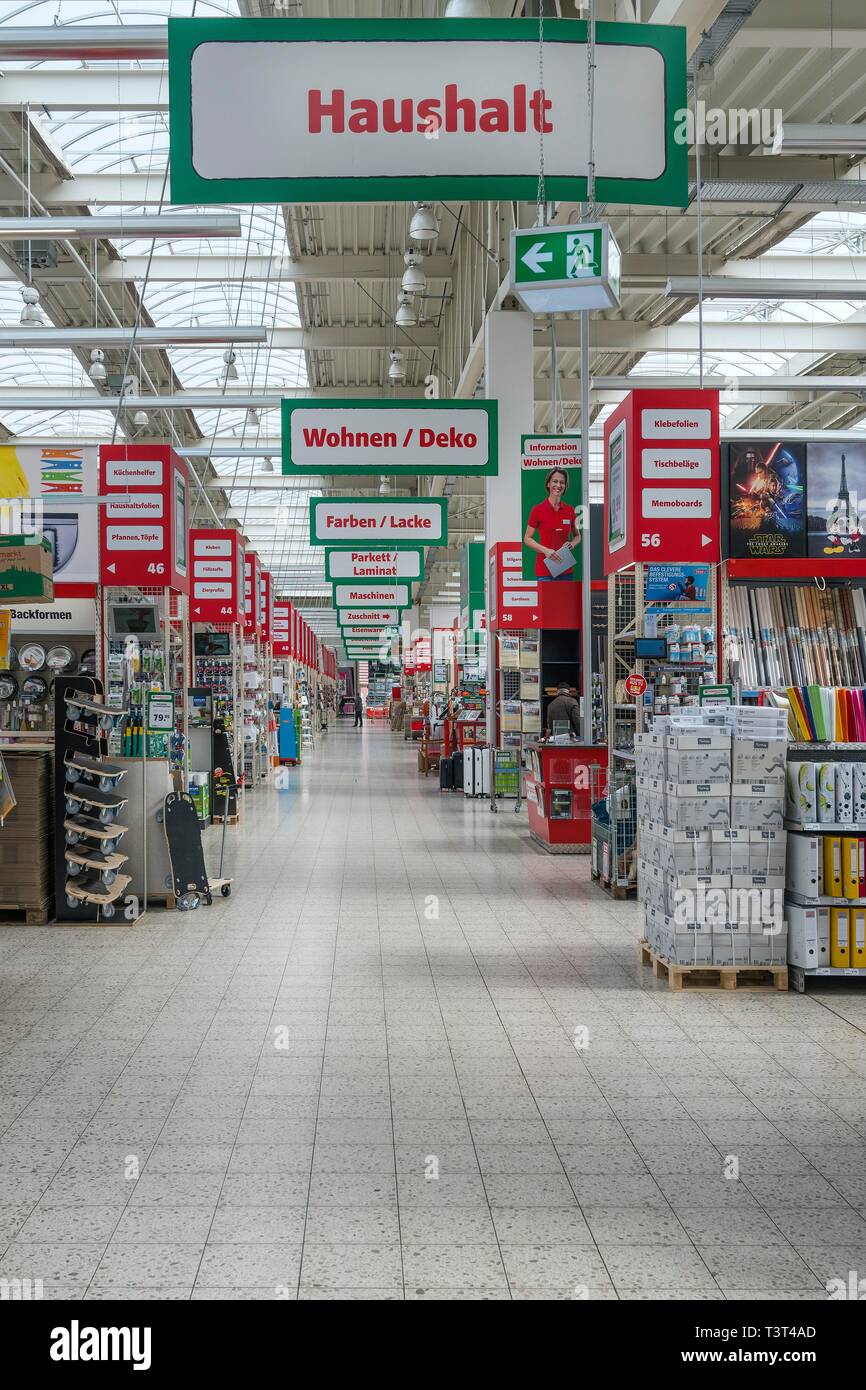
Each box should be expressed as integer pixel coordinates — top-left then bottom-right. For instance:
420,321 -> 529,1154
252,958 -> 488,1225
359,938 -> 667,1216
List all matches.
637,705 -> 788,967
0,749 -> 53,917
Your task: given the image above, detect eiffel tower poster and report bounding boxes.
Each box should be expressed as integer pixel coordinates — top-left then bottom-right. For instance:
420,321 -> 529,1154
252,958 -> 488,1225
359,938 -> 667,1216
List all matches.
806,441 -> 866,559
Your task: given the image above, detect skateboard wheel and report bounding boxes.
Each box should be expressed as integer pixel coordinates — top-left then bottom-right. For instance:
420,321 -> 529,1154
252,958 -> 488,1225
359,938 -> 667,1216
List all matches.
65,766 -> 78,784
221,884 -> 231,898
102,870 -> 117,888
155,809 -> 164,824
65,703 -> 77,721
66,893 -> 79,909
102,902 -> 115,919
98,806 -> 114,824
103,839 -> 118,853
98,713 -> 114,732
65,861 -> 82,877
164,875 -> 173,891
65,831 -> 80,846
65,796 -> 80,814
98,776 -> 114,792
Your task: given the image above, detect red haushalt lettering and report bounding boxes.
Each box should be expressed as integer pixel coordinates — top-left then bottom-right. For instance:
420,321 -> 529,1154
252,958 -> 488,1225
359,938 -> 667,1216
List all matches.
307,85 -> 553,135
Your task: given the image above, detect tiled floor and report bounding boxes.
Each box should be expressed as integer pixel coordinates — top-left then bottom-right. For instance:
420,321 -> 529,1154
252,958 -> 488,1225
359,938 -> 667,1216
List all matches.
1,721 -> 866,1300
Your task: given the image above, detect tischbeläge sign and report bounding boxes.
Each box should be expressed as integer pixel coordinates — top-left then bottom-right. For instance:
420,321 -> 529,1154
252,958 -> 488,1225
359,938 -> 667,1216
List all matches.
310,497 -> 447,547
325,549 -> 423,582
333,583 -> 410,608
168,18 -> 687,206
284,401 -> 496,475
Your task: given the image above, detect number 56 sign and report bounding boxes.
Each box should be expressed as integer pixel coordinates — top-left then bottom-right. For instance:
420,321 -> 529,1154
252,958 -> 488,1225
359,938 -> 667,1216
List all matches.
99,444 -> 190,593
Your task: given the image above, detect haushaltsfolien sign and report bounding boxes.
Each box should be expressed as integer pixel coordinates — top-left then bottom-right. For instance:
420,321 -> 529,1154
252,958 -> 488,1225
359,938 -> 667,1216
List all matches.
310,497 -> 448,548
283,400 -> 496,476
168,18 -> 688,207
324,549 -> 424,582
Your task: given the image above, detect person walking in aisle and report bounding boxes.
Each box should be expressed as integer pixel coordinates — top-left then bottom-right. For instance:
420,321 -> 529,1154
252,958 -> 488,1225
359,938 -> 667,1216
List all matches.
354,693 -> 364,728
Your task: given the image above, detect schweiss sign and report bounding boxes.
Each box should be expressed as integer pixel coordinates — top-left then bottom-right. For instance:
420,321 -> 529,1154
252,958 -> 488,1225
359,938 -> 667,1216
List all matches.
325,549 -> 423,582
168,19 -> 687,206
310,497 -> 447,547
283,401 -> 496,475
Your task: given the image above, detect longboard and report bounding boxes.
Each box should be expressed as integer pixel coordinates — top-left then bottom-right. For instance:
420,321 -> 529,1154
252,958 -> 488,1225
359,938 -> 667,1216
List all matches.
64,872 -> 131,919
64,695 -> 127,730
163,791 -> 210,909
64,752 -> 126,788
65,846 -> 128,885
64,781 -> 128,821
64,815 -> 128,850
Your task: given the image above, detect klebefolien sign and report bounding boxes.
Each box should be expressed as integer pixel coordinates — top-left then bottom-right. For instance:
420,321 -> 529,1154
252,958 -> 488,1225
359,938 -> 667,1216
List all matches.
168,18 -> 687,206
283,400 -> 496,475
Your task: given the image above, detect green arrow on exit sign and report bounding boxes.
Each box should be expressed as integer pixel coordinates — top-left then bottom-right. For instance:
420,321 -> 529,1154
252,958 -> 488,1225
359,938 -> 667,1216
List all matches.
511,222 -> 621,313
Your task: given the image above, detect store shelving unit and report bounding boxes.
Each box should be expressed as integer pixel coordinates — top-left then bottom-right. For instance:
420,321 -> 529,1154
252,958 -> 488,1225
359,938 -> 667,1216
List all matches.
785,740 -> 866,992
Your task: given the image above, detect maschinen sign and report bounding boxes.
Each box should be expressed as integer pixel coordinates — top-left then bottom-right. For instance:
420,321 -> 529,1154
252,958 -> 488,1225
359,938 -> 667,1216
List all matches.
310,497 -> 448,547
325,549 -> 423,582
168,18 -> 687,206
284,401 -> 496,475
333,583 -> 411,608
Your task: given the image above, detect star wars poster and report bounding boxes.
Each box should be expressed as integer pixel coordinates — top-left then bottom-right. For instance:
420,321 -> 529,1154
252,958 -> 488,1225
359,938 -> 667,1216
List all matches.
806,441 -> 866,560
727,440 -> 806,559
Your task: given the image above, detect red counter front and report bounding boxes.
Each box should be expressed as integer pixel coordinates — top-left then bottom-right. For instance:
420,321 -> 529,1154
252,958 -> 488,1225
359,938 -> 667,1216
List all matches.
524,741 -> 607,852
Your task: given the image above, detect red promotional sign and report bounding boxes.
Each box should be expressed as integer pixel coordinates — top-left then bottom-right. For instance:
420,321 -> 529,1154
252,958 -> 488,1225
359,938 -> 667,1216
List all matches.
603,388 -> 720,573
625,673 -> 647,697
273,597 -> 292,657
190,528 -> 244,623
260,570 -> 273,645
487,541 -> 540,631
99,444 -> 190,592
243,551 -> 262,637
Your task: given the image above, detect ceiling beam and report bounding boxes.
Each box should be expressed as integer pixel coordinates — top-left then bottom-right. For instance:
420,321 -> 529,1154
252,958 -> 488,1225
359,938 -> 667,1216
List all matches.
23,254 -> 453,285
537,321 -> 866,352
0,327 -> 266,349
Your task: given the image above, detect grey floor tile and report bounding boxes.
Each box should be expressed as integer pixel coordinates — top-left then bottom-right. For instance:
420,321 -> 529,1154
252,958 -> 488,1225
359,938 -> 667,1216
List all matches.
299,1242 -> 403,1291
197,1242 -> 302,1288
401,1243 -> 509,1291
696,1244 -> 823,1292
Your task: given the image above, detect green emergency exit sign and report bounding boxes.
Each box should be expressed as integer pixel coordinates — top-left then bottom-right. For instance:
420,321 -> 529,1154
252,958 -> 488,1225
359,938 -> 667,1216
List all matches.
511,222 -> 622,313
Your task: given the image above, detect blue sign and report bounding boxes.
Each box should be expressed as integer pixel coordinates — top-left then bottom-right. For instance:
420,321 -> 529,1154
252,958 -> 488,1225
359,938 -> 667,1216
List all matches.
645,563 -> 710,602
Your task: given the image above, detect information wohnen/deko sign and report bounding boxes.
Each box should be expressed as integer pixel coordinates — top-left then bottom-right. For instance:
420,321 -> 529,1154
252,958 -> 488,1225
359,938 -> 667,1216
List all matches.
310,497 -> 448,548
284,401 -> 496,476
168,18 -> 687,207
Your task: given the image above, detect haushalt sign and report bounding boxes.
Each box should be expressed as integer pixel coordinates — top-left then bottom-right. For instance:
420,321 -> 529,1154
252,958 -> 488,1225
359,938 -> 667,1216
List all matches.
168,18 -> 687,206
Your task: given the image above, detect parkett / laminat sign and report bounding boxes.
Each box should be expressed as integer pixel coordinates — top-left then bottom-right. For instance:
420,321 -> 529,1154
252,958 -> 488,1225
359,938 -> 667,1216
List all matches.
168,18 -> 687,207
283,401 -> 496,476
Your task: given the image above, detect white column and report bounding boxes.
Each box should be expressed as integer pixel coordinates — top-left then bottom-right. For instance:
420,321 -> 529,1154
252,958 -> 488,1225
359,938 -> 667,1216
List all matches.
484,307 -> 534,751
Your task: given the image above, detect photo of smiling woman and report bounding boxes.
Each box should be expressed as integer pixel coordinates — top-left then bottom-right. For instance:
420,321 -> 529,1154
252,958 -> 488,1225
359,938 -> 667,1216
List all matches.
523,467 -> 580,580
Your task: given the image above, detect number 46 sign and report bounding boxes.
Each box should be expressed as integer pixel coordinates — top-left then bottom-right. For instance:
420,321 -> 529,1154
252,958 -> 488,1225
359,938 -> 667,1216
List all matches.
99,444 -> 191,594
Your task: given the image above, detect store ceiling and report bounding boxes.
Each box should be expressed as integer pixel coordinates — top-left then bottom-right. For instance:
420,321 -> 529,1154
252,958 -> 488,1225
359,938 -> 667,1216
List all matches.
1,0 -> 866,656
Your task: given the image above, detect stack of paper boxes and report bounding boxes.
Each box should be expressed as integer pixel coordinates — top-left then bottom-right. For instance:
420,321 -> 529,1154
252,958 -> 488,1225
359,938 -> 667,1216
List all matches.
637,706 -> 788,967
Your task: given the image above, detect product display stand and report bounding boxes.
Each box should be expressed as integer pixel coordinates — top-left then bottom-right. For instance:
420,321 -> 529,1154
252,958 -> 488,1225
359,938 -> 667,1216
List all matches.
55,675 -> 136,924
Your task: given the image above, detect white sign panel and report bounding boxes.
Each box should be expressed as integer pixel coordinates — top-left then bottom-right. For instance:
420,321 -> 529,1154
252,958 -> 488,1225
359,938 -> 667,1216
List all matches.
10,597 -> 96,634
326,550 -> 422,581
311,498 -> 447,545
640,408 -> 712,440
641,448 -> 712,480
105,493 -> 164,520
333,583 -> 410,608
286,403 -> 493,474
642,488 -> 713,519
106,525 -> 165,550
339,609 -> 401,626
2,444 -> 98,585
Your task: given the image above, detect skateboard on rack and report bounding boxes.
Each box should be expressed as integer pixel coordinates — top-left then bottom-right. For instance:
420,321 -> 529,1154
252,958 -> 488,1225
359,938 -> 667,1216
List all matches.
161,791 -> 215,910
64,752 -> 127,790
63,815 -> 128,852
64,872 -> 131,919
64,781 -> 127,823
63,694 -> 127,732
64,845 -> 128,887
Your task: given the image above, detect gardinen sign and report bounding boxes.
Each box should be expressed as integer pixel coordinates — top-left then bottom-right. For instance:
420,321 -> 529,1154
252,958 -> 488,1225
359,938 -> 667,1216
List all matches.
169,18 -> 687,206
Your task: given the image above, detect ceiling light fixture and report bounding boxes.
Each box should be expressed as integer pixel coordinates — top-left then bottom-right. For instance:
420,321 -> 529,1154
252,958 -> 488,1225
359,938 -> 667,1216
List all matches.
388,350 -> 405,382
246,408 -> 260,427
378,475 -> 391,495
0,214 -> 243,241
401,251 -> 427,296
133,409 -> 149,428
223,348 -> 239,382
445,0 -> 492,15
395,293 -> 418,328
409,202 -> 440,244
19,284 -> 41,325
88,348 -> 106,384
772,122 -> 866,155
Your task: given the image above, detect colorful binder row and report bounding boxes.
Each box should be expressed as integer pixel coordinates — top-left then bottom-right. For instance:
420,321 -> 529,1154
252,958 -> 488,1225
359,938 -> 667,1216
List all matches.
786,687 -> 866,743
830,907 -> 866,968
823,835 -> 866,899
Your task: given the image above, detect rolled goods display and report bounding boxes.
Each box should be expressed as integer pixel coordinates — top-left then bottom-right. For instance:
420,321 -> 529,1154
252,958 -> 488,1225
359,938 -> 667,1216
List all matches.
727,585 -> 866,690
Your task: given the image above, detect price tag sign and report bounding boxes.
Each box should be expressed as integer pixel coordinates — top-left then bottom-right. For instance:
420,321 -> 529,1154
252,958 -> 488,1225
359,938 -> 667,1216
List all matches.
146,691 -> 175,734
625,673 -> 647,698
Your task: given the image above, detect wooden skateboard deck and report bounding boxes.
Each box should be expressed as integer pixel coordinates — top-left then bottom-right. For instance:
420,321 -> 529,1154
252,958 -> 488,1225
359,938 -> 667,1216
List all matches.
65,872 -> 131,915
65,781 -> 128,815
65,846 -> 128,874
64,815 -> 128,844
64,752 -> 126,783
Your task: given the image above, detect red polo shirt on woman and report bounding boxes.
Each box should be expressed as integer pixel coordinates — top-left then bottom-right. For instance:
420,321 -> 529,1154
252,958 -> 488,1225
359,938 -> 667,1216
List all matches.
527,498 -> 577,577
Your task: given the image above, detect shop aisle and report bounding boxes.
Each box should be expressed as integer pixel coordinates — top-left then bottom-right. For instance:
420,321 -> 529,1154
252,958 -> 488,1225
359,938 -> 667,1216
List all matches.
1,724 -> 866,1301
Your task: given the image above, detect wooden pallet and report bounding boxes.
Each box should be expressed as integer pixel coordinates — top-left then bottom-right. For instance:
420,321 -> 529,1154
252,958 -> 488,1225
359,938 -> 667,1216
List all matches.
0,900 -> 53,926
212,813 -> 240,826
639,940 -> 788,992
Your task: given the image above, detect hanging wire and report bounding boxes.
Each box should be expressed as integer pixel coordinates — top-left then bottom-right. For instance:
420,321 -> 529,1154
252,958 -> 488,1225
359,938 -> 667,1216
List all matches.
536,1 -> 545,224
